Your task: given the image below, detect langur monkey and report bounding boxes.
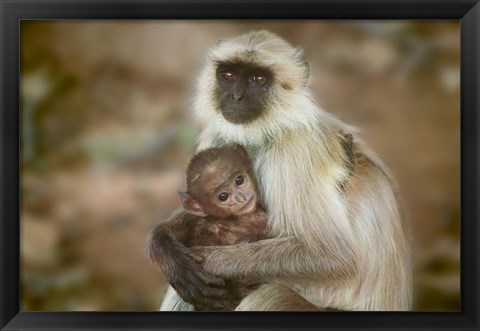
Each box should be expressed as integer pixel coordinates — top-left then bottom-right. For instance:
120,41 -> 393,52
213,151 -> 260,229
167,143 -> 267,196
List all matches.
148,30 -> 412,311
179,145 -> 269,311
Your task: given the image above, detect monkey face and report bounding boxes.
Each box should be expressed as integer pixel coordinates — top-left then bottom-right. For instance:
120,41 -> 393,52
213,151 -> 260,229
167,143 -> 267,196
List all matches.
213,172 -> 258,216
214,63 -> 273,124
193,167 -> 258,218
185,145 -> 260,218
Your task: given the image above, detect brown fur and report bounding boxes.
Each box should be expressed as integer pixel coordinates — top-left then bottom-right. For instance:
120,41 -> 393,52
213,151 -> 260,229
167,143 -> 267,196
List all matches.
152,145 -> 271,311
187,209 -> 269,311
188,211 -> 268,247
184,146 -> 270,311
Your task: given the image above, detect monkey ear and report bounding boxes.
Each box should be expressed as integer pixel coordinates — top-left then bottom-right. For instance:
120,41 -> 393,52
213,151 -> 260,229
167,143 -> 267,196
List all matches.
340,133 -> 354,157
345,133 -> 353,146
303,61 -> 311,84
179,192 -> 208,217
294,47 -> 310,84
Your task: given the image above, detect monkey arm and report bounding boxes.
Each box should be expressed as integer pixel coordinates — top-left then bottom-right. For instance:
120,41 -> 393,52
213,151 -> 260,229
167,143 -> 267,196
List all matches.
147,209 -> 195,244
191,152 -> 360,283
191,151 -> 404,289
192,234 -> 358,282
146,209 -> 228,309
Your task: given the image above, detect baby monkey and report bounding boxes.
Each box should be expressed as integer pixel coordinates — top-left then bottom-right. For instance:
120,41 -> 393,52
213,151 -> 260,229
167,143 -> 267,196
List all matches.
179,144 -> 269,311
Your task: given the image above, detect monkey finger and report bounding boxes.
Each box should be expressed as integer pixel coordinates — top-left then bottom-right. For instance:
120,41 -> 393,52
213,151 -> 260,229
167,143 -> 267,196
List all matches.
176,273 -> 227,301
188,249 -> 205,263
181,286 -> 227,309
195,299 -> 228,311
197,272 -> 226,287
181,263 -> 225,287
210,301 -> 229,311
184,272 -> 228,298
199,285 -> 229,299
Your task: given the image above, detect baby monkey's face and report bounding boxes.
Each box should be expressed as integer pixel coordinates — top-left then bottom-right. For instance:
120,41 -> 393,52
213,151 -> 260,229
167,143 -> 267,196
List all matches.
205,169 -> 257,217
183,146 -> 260,218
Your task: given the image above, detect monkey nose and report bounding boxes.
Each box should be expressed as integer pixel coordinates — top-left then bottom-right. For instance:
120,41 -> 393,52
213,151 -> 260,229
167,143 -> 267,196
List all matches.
231,92 -> 245,102
235,191 -> 251,203
235,192 -> 247,202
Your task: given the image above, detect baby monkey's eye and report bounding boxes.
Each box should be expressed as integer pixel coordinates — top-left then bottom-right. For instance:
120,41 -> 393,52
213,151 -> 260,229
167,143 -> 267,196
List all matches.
218,192 -> 229,201
235,175 -> 245,185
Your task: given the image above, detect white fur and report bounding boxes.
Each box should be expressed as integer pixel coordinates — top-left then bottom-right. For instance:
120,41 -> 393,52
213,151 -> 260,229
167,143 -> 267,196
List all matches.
160,287 -> 194,311
161,30 -> 412,311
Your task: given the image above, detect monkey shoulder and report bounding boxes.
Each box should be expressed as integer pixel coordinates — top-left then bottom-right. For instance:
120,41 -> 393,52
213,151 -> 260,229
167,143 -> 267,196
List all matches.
243,209 -> 268,227
352,151 -> 391,180
188,217 -> 223,246
239,209 -> 269,239
343,150 -> 397,201
194,218 -> 220,233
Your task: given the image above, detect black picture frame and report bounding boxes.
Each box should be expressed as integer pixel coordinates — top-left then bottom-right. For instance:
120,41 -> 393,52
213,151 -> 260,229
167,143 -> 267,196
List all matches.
1,1 -> 479,330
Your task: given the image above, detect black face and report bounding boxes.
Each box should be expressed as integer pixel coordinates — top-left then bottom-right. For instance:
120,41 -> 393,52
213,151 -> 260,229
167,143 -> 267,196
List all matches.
215,63 -> 273,124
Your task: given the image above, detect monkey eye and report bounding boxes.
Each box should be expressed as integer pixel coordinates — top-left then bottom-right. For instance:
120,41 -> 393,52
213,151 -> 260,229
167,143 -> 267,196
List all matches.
221,71 -> 237,81
218,192 -> 229,201
235,175 -> 245,186
249,75 -> 268,86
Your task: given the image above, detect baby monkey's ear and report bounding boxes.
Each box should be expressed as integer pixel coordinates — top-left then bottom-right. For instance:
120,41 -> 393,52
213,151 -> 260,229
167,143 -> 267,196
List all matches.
179,192 -> 207,217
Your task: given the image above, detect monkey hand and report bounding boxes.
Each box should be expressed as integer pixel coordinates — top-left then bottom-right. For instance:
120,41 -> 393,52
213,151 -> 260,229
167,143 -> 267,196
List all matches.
149,234 -> 229,309
176,264 -> 230,309
189,245 -> 214,263
169,259 -> 230,311
189,245 -> 225,276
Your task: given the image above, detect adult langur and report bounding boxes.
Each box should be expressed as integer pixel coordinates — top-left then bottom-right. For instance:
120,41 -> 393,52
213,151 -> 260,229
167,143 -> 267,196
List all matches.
148,30 -> 412,311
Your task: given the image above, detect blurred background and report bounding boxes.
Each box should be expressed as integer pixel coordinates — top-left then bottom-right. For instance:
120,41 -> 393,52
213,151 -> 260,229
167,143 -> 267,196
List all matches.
20,20 -> 460,311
